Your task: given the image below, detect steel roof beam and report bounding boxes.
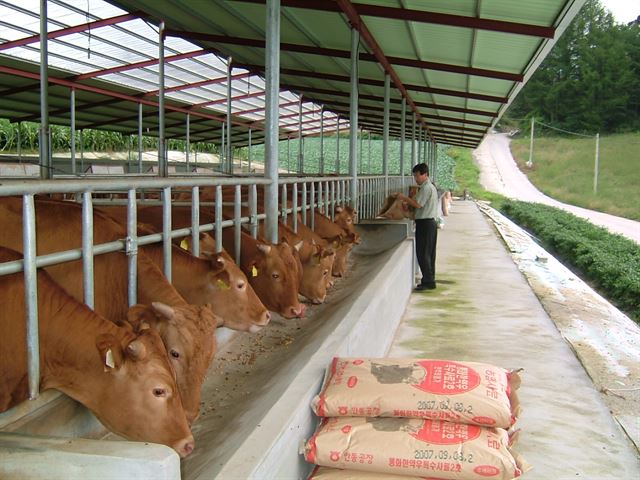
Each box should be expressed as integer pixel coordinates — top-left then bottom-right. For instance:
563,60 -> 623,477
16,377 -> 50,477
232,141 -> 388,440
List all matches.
142,71 -> 252,97
236,62 -> 507,103
0,12 -> 142,52
166,29 -> 521,81
234,0 -> 555,38
73,48 -> 216,81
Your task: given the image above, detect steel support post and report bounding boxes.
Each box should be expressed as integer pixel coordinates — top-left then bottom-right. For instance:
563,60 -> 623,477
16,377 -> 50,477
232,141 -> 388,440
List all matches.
22,194 -> 40,399
39,0 -> 51,179
349,27 -> 359,208
70,88 -> 76,175
298,95 -> 303,173
127,189 -> 138,305
186,113 -> 190,171
382,74 -> 390,196
411,111 -> 416,166
264,0 -> 280,243
335,116 -> 340,174
158,21 -> 167,177
227,57 -> 233,174
319,106 -> 324,174
400,97 -> 406,188
138,103 -> 143,173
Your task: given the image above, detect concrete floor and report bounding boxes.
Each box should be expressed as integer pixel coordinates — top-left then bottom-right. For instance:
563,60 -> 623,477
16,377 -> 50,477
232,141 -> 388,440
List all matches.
388,200 -> 640,479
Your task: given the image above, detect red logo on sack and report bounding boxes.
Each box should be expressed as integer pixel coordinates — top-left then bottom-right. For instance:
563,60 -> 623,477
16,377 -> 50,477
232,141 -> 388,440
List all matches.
413,360 -> 481,394
474,465 -> 500,476
353,359 -> 364,365
341,425 -> 352,434
472,416 -> 497,425
338,406 -> 348,415
411,420 -> 481,445
330,451 -> 340,462
347,376 -> 358,388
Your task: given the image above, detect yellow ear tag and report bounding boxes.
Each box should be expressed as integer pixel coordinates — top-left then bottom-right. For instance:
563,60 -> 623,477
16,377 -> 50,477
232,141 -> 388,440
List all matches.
180,238 -> 189,250
216,279 -> 230,290
251,266 -> 259,277
105,349 -> 115,370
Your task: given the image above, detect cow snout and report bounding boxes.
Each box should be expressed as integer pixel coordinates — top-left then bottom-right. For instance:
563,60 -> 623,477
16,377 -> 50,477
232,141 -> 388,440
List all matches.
261,310 -> 271,325
249,324 -> 264,333
291,304 -> 306,317
174,435 -> 196,458
311,295 -> 326,305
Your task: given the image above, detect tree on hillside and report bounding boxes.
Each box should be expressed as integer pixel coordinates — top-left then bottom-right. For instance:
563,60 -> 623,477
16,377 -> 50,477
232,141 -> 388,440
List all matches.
508,0 -> 640,133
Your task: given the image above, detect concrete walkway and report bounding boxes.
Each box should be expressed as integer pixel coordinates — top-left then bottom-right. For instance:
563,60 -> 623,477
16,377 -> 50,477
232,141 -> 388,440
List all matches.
388,200 -> 640,479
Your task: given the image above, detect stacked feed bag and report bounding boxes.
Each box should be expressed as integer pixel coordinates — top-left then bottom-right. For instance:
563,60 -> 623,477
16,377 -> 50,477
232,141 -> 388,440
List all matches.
302,358 -> 530,480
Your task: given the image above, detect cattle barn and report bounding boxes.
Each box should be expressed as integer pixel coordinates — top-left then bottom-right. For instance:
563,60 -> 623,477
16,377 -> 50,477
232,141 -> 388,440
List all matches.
0,1 -> 585,478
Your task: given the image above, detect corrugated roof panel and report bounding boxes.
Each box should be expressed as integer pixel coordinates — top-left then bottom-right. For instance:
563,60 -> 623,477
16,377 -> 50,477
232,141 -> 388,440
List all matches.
410,23 -> 474,65
474,30 -> 541,72
481,0 -> 564,25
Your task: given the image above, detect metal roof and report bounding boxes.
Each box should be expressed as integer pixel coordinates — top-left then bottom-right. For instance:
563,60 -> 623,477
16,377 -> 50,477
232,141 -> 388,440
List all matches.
0,0 -> 586,149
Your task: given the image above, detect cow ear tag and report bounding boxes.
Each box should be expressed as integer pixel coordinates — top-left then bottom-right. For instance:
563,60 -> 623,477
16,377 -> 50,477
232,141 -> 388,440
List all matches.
180,238 -> 189,250
104,348 -> 115,371
216,279 -> 230,290
252,265 -> 259,277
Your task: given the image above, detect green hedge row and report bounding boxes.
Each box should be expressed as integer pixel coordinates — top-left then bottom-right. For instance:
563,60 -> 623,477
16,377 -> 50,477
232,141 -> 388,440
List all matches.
499,200 -> 640,323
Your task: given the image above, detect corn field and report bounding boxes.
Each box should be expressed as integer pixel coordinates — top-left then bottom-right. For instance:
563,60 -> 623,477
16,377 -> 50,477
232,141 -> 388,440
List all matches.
0,119 -> 219,154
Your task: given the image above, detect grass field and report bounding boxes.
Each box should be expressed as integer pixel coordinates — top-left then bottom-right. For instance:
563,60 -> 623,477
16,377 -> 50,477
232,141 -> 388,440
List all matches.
509,132 -> 640,221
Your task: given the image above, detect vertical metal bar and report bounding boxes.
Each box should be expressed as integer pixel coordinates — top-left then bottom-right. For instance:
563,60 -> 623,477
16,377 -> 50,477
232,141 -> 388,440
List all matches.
287,136 -> 291,173
298,95 -> 303,173
227,57 -> 233,174
335,116 -> 340,174
382,73 -> 390,197
17,122 -> 22,163
319,106 -> 324,174
234,184 -> 242,265
215,185 -> 223,253
302,182 -> 308,226
359,127 -> 363,175
417,127 -> 422,164
310,181 -> 315,231
318,181 -> 323,215
23,194 -> 40,399
593,133 -> 600,194
292,182 -> 298,232
330,181 -> 335,221
162,186 -> 172,281
191,186 -> 200,257
367,131 -> 371,174
281,183 -> 288,225
158,21 -> 167,177
221,122 -> 225,169
527,117 -> 535,168
400,97 -> 406,188
248,128 -> 252,172
79,129 -> 84,172
39,0 -> 50,179
411,111 -> 416,166
70,88 -> 76,175
127,189 -> 138,306
138,103 -> 143,173
186,113 -> 190,171
264,0 -> 280,244
349,27 -> 359,209
82,191 -> 94,309
249,183 -> 258,239
324,181 -> 329,214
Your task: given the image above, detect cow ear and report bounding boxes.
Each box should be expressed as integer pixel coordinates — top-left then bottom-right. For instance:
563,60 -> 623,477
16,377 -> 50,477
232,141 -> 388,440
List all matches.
125,339 -> 147,361
335,205 -> 343,213
256,243 -> 271,254
125,304 -> 158,332
205,253 -> 226,273
199,233 -> 217,255
96,333 -> 123,371
294,240 -> 304,252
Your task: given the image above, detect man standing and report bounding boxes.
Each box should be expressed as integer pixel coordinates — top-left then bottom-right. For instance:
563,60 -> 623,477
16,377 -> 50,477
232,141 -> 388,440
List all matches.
392,163 -> 438,291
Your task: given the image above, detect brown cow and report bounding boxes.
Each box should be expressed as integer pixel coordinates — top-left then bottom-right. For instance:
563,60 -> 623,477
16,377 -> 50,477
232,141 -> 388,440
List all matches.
333,204 -> 361,244
0,197 -> 219,424
96,204 -> 271,333
378,186 -> 418,220
308,212 -> 359,277
0,247 -> 195,458
120,205 -> 305,318
259,220 -> 335,304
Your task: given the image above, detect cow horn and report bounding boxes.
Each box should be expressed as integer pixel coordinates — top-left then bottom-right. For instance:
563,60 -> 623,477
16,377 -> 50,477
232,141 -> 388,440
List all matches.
126,339 -> 147,361
294,240 -> 304,252
151,302 -> 177,321
256,243 -> 272,254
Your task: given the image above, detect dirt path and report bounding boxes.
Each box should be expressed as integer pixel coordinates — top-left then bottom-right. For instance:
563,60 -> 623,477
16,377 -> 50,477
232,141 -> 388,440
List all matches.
473,133 -> 639,244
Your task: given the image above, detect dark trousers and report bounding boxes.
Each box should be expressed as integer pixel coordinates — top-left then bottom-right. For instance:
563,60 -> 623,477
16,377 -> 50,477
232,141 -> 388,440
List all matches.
415,218 -> 437,286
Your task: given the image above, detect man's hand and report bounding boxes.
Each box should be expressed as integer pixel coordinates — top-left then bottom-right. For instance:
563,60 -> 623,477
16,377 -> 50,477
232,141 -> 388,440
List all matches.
390,192 -> 400,199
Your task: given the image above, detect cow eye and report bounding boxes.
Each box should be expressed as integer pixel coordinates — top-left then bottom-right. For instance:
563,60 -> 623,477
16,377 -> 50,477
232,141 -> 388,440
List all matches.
153,388 -> 167,397
323,270 -> 329,276
237,280 -> 245,289
170,349 -> 180,359
272,273 -> 280,279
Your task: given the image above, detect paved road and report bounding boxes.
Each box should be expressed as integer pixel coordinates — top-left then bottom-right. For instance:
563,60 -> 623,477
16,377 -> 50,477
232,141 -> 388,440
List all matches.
473,133 -> 640,244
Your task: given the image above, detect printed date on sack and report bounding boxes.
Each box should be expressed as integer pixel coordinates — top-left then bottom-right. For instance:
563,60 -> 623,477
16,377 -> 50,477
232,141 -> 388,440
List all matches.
417,400 -> 474,414
414,449 -> 474,463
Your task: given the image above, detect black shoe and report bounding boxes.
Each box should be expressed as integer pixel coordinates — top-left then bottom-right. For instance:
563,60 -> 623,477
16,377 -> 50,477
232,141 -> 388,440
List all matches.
414,283 -> 436,292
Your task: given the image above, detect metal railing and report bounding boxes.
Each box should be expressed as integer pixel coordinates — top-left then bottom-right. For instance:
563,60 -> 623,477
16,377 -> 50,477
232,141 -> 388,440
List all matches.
0,172 -> 410,400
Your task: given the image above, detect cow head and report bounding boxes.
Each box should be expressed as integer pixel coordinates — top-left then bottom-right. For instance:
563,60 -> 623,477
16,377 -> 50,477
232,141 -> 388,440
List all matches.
299,244 -> 335,304
201,250 -> 271,332
332,239 -> 354,277
125,302 -> 219,425
247,242 -> 306,318
93,322 -> 195,458
334,205 -> 361,244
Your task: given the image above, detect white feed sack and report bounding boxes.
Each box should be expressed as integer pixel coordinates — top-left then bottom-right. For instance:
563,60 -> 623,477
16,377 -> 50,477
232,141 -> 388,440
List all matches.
312,358 -> 521,428
303,417 -> 530,480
